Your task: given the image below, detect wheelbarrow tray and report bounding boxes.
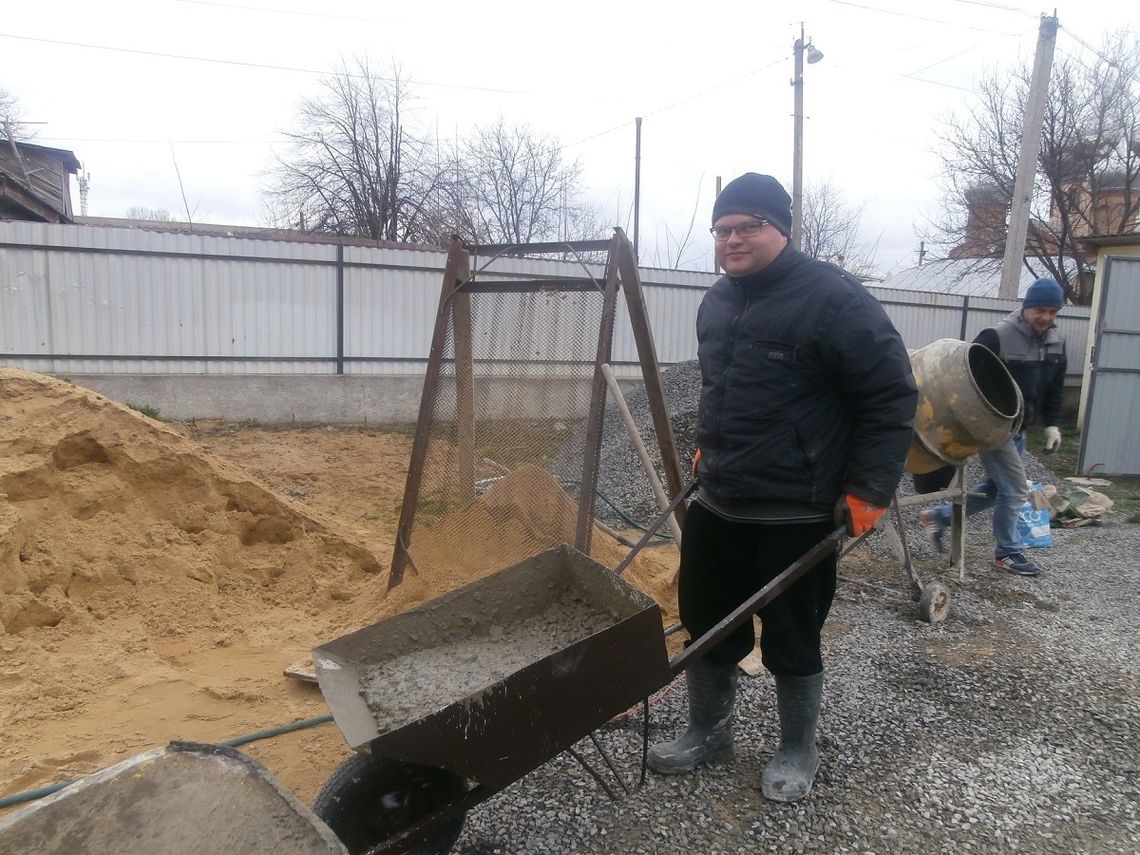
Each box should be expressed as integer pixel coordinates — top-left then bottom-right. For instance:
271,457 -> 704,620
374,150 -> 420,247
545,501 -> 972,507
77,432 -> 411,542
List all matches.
0,742 -> 346,854
312,545 -> 671,789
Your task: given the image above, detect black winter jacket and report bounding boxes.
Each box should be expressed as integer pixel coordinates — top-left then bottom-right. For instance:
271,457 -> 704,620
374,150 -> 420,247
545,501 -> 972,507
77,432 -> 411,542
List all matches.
694,245 -> 917,511
974,310 -> 1066,430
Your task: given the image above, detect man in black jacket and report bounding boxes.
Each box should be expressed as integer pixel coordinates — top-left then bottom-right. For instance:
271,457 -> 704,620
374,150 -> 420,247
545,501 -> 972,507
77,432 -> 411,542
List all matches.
920,278 -> 1067,577
647,173 -> 917,802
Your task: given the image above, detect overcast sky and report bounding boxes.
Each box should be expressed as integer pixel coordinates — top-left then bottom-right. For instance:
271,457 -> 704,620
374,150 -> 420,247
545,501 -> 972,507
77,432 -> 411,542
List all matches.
3,0 -> 1137,276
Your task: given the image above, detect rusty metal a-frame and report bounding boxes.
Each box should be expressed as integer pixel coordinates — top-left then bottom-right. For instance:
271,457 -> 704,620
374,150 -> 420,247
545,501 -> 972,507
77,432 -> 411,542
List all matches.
386,228 -> 685,591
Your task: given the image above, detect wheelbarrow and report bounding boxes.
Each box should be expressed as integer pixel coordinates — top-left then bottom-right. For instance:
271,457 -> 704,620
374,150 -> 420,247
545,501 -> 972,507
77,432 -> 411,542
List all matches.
310,485 -> 844,854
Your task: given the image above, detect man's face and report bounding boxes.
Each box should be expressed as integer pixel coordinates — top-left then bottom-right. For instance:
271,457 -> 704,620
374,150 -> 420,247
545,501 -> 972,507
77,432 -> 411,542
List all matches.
713,214 -> 788,277
1023,306 -> 1059,333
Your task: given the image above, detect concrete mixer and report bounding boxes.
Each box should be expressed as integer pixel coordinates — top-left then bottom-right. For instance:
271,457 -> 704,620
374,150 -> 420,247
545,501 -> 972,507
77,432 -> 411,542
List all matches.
906,338 -> 1023,474
839,337 -> 1025,623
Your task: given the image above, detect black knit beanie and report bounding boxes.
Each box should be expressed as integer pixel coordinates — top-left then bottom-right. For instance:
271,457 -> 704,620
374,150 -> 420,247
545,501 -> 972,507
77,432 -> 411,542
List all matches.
712,173 -> 793,236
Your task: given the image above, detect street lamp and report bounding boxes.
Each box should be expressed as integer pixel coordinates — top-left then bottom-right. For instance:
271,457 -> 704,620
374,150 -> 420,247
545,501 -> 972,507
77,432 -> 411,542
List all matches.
791,24 -> 823,250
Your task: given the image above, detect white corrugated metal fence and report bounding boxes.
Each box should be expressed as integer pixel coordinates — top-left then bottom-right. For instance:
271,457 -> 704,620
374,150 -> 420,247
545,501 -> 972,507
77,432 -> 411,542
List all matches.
1,221 -> 1089,383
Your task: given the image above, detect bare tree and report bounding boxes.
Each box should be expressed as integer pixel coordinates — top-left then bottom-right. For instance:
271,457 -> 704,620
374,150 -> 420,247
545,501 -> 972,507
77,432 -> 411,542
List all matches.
0,87 -> 36,144
0,88 -> 32,141
800,179 -> 878,279
265,58 -> 443,242
647,179 -> 706,270
265,63 -> 601,249
451,120 -> 601,246
126,206 -> 173,221
933,31 -> 1139,304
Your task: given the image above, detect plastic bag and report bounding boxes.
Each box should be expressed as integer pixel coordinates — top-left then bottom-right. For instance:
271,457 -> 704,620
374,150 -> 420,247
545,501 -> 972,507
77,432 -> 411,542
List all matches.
1017,482 -> 1053,548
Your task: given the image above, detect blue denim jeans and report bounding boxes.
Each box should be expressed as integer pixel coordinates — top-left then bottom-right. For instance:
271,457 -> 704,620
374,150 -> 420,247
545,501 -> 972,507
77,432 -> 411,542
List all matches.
929,432 -> 1028,558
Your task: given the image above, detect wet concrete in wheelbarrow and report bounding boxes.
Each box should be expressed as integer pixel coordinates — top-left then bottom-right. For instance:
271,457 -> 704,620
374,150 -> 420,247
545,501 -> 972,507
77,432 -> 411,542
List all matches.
360,593 -> 618,734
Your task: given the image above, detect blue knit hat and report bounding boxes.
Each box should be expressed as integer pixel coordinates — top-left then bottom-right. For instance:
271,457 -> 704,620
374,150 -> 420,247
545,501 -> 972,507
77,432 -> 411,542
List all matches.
1023,277 -> 1064,310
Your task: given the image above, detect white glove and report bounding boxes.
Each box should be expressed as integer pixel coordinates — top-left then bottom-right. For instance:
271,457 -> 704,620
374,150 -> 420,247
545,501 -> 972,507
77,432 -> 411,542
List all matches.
1043,426 -> 1062,453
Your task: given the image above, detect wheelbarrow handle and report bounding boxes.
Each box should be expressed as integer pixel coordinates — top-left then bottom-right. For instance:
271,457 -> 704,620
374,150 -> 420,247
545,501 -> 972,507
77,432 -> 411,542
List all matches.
668,526 -> 847,676
611,479 -> 699,578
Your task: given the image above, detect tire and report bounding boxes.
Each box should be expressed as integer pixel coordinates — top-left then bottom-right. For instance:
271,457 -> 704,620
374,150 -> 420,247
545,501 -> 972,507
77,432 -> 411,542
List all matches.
918,582 -> 950,624
313,753 -> 467,855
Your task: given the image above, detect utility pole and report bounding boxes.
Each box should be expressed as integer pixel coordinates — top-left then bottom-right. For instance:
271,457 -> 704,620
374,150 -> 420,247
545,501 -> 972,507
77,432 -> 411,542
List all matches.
918,240 -> 926,266
714,175 -> 723,272
633,117 -> 643,259
998,14 -> 1059,299
791,24 -> 823,250
792,28 -> 806,250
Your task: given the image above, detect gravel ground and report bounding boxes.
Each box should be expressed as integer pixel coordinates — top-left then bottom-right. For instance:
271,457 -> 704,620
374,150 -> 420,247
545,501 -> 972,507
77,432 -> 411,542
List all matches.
451,366 -> 1139,854
449,509 -> 1139,854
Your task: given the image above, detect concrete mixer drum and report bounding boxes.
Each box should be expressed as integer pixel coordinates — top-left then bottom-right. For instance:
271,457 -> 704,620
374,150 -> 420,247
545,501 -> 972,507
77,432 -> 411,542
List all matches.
906,339 -> 1023,474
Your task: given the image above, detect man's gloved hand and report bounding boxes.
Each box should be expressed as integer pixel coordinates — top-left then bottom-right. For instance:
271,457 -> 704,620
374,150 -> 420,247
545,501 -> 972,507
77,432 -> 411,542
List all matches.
835,494 -> 887,537
691,448 -> 702,477
1043,426 -> 1062,454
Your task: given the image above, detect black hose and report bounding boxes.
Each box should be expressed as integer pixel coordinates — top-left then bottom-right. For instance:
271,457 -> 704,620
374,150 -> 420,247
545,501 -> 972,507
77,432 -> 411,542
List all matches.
0,782 -> 68,810
218,714 -> 333,748
592,490 -> 674,540
0,713 -> 335,810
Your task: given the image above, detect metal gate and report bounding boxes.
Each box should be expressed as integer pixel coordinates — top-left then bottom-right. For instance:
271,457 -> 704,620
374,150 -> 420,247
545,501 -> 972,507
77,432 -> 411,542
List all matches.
1079,256 -> 1140,476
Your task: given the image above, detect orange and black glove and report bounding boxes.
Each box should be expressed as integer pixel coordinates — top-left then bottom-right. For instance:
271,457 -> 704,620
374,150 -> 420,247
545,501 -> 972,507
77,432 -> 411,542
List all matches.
691,448 -> 702,478
835,494 -> 886,537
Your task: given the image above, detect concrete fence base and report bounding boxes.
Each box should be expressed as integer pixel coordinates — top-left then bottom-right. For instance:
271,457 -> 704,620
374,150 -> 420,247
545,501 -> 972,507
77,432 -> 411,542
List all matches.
55,373 -> 644,426
49,372 -> 1080,427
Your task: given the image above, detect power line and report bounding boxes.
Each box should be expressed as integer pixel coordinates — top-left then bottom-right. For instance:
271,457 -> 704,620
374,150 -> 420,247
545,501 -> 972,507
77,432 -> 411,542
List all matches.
943,0 -> 1036,15
1059,26 -> 1140,85
820,8 -> 1038,94
566,121 -> 632,150
893,22 -> 1038,91
821,30 -> 983,94
174,0 -> 398,24
35,136 -> 286,145
0,32 -> 524,95
644,57 -> 786,120
897,41 -> 990,82
898,75 -> 975,93
560,35 -> 986,249
825,0 -> 1023,36
566,56 -> 786,149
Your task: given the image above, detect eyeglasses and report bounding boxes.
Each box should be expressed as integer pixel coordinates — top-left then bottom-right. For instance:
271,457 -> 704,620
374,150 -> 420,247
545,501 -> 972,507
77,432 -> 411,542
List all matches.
710,220 -> 769,241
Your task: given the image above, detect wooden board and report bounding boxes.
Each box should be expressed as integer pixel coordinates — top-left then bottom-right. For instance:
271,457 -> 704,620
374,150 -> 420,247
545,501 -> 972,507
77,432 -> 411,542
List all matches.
283,658 -> 318,684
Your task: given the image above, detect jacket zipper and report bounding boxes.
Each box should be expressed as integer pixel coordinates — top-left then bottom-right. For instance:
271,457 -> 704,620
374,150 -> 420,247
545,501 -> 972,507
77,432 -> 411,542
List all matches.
711,283 -> 749,485
792,425 -> 817,501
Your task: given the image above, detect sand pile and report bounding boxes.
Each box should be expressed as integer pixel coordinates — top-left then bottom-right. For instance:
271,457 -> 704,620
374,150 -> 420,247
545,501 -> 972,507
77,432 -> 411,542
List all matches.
0,368 -> 403,803
0,371 -> 388,638
0,368 -> 678,807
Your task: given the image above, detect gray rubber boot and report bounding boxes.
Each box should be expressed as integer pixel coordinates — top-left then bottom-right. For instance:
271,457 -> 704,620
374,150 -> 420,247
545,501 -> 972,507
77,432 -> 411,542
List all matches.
647,658 -> 737,774
761,672 -> 823,802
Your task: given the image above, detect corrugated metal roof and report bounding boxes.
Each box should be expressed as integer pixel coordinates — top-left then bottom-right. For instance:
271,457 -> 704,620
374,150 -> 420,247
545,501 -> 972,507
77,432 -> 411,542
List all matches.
884,258 -> 1077,298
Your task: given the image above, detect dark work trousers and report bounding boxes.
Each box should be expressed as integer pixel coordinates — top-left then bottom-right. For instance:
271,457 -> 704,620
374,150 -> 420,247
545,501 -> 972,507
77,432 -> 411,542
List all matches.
678,501 -> 838,676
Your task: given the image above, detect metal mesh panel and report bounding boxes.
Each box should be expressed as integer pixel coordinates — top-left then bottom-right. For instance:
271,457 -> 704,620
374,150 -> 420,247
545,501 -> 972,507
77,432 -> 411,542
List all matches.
404,284 -> 611,582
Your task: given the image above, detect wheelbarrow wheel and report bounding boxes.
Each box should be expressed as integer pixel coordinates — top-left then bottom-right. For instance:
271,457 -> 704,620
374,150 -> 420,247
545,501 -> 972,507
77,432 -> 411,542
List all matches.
313,752 -> 466,855
918,582 -> 950,624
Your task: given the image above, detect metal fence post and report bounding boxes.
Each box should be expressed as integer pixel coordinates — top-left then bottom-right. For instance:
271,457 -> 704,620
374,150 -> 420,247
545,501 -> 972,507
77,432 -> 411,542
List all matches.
336,244 -> 345,375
